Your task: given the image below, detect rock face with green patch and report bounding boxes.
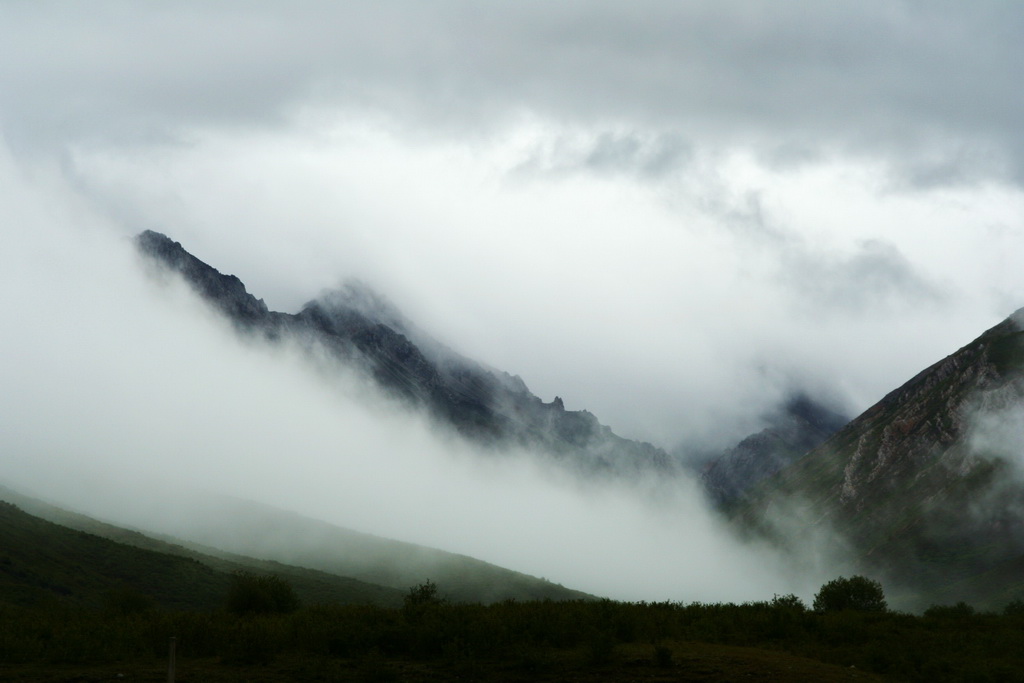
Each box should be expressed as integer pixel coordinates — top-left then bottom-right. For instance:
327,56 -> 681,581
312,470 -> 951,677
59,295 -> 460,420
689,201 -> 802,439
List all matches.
735,308 -> 1024,609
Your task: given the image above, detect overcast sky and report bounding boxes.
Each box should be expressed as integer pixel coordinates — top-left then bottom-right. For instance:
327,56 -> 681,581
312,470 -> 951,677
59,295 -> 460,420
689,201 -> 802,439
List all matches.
2,2 -> 1024,600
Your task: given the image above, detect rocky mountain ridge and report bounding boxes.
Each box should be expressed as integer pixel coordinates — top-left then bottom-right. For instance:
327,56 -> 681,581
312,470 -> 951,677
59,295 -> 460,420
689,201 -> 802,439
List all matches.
136,230 -> 673,477
734,308 -> 1024,608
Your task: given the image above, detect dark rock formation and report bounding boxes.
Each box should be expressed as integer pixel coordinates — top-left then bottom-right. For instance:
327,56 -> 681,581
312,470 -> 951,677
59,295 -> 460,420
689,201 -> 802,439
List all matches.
135,231 -> 674,478
136,230 -> 272,326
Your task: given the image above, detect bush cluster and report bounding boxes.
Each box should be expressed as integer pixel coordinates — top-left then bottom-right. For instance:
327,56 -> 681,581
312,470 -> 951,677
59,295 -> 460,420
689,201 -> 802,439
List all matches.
224,571 -> 300,615
812,575 -> 887,613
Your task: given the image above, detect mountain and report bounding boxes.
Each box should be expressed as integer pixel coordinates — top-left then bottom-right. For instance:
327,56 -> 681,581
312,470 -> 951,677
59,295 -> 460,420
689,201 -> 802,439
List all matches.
733,308 -> 1024,609
0,484 -> 589,606
700,394 -> 849,507
135,230 -> 674,477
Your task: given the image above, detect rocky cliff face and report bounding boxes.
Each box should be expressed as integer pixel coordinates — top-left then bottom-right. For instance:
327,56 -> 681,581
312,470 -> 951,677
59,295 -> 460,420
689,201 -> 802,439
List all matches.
135,231 -> 673,477
137,230 -> 274,326
735,309 -> 1024,608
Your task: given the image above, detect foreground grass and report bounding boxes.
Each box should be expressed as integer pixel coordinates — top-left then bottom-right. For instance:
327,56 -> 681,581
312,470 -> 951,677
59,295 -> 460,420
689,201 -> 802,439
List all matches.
2,598 -> 1023,682
0,644 -> 888,682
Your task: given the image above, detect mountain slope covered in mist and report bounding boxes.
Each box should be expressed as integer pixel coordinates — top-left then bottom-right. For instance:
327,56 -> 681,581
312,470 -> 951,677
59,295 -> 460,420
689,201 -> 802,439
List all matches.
699,395 -> 849,507
0,498 -> 231,610
136,230 -> 673,477
734,308 -> 1024,608
0,485 -> 588,607
138,494 -> 593,604
0,485 -> 403,608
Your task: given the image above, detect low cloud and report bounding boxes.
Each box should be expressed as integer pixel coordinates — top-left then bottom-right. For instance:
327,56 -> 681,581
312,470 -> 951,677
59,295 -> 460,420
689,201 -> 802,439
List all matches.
782,238 -> 947,315
516,129 -> 693,180
0,151 -> 827,604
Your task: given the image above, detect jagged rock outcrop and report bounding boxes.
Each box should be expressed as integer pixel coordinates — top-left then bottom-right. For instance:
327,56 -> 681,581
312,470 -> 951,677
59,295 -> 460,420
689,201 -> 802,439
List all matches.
137,230 -> 273,326
735,308 -> 1024,608
135,231 -> 673,477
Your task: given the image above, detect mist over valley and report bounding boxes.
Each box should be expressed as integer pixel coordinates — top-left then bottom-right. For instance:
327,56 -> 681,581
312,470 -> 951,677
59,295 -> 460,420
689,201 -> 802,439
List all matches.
5,11 -> 1024,675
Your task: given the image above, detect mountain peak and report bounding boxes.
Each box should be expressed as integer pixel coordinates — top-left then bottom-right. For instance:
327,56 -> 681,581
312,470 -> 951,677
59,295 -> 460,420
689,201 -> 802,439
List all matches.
135,231 -> 269,324
305,280 -> 410,334
135,232 -> 674,479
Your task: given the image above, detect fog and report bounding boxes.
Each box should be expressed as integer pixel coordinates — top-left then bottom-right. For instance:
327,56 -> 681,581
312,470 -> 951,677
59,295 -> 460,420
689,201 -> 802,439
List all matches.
3,2 -> 1024,604
0,156 -> 836,601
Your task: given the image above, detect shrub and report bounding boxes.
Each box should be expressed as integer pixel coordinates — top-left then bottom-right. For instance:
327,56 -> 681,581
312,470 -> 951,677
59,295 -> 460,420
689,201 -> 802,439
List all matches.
403,580 -> 444,609
225,571 -> 300,615
770,593 -> 807,612
812,575 -> 887,613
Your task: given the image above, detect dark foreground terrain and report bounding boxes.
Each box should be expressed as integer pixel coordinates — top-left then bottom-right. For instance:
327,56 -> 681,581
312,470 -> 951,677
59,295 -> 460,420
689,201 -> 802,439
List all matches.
3,596 -> 1024,682
0,645 -> 886,683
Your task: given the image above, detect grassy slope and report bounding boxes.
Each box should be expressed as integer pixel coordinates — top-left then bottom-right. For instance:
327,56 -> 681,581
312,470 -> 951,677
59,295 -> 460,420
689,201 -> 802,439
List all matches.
0,500 -> 228,610
0,485 -> 590,606
0,492 -> 403,609
1,489 -> 405,607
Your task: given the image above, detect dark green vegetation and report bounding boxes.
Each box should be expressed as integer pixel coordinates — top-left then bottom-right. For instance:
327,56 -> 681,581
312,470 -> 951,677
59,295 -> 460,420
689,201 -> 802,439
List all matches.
813,576 -> 888,613
0,499 -> 398,610
0,500 -> 226,611
731,308 -> 1024,610
3,496 -> 1024,681
5,583 -> 1024,682
225,571 -> 301,615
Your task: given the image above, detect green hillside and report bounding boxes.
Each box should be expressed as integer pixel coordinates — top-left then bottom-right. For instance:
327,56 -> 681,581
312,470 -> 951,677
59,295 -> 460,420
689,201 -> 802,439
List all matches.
0,486 -> 404,608
0,485 -> 590,606
0,492 -> 411,610
0,500 -> 228,609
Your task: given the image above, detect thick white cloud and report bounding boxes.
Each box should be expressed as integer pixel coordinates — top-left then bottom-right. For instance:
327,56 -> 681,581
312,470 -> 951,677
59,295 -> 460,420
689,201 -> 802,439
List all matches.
0,148 -> 829,602
54,121 -> 1024,447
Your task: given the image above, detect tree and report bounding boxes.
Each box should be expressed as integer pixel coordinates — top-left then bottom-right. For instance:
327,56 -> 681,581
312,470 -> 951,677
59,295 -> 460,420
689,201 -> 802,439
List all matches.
403,579 -> 443,609
770,593 -> 807,612
812,575 -> 887,613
